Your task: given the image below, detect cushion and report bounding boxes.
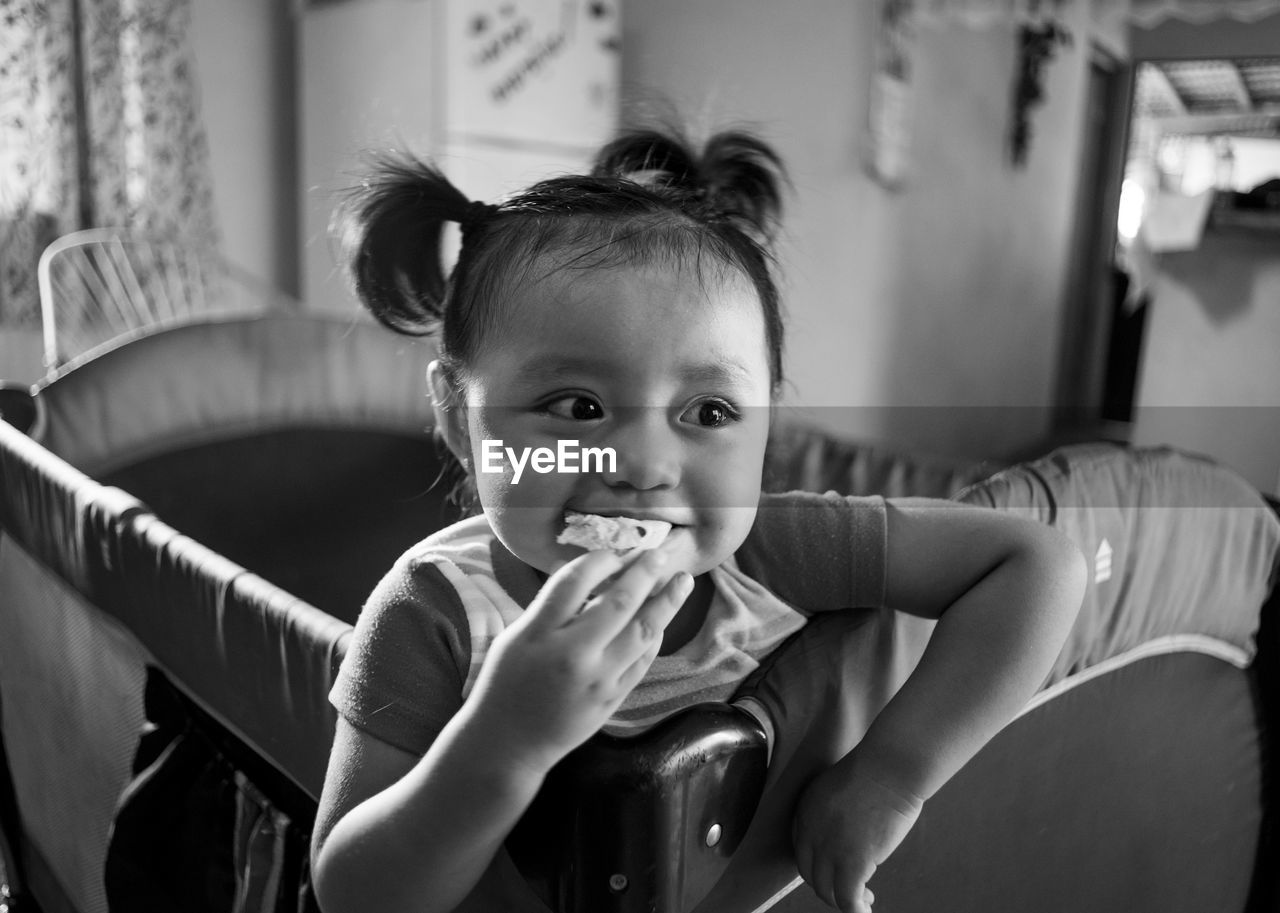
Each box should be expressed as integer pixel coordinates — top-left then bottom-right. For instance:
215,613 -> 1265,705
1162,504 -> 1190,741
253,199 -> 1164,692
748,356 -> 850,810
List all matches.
955,442 -> 1280,684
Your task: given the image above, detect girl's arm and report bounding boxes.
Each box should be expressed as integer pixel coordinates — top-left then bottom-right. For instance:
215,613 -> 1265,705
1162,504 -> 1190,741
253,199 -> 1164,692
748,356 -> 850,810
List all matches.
793,498 -> 1088,913
311,544 -> 692,913
311,709 -> 545,913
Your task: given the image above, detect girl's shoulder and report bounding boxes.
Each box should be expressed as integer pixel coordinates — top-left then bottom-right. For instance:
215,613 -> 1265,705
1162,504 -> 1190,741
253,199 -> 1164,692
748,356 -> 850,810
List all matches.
399,513 -> 498,566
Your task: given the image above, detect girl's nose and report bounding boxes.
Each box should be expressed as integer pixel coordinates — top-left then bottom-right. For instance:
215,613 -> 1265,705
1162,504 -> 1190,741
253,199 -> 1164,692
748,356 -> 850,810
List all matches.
601,410 -> 680,491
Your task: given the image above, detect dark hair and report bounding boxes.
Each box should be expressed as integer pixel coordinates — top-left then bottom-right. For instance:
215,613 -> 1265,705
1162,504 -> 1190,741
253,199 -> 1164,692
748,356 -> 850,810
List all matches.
337,127 -> 789,392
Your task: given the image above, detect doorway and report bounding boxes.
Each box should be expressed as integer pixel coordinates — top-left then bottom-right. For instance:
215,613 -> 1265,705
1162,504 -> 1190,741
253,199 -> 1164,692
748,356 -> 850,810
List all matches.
1116,54 -> 1280,496
1056,51 -> 1280,448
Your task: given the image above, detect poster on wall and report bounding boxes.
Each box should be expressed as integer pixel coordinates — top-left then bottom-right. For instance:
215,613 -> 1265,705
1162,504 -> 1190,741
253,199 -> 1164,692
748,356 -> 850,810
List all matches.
440,0 -> 620,153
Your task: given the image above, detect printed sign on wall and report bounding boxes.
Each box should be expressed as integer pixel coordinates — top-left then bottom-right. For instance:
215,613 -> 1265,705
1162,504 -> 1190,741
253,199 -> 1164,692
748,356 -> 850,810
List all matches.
441,0 -> 620,151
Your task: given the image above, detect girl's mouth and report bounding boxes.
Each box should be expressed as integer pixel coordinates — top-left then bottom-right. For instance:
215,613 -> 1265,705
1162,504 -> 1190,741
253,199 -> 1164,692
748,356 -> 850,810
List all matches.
557,510 -> 675,553
562,506 -> 690,527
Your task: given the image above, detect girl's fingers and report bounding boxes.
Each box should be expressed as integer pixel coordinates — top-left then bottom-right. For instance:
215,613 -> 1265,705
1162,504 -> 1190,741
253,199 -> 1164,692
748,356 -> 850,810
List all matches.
566,548 -> 675,642
614,639 -> 660,695
838,866 -> 875,913
523,550 -> 626,629
795,843 -> 833,911
833,878 -> 858,913
810,860 -> 837,911
602,571 -> 693,670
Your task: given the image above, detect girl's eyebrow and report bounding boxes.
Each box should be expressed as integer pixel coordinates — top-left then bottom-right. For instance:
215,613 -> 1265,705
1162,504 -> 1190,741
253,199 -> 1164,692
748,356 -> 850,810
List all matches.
510,357 -> 614,386
512,355 -> 753,388
678,359 -> 754,387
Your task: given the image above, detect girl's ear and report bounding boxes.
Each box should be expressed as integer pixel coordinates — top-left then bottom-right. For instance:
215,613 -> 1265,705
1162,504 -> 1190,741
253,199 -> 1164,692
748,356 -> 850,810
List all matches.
427,360 -> 471,466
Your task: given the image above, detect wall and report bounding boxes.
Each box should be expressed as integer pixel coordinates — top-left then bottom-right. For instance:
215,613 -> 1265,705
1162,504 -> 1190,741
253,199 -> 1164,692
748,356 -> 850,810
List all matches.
297,0 -> 440,315
295,0 -> 623,316
881,18 -> 1091,456
1132,230 -> 1280,495
190,0 -> 299,296
621,0 -> 1106,459
1128,11 -> 1280,497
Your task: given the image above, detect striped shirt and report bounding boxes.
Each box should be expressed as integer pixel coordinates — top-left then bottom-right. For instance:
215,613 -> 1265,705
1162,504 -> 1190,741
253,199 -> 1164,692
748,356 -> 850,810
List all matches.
425,515 -> 808,734
331,491 -> 887,755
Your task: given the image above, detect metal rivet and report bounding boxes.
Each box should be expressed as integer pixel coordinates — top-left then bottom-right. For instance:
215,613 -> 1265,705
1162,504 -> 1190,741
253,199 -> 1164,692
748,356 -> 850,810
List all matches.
608,873 -> 628,892
705,823 -> 722,847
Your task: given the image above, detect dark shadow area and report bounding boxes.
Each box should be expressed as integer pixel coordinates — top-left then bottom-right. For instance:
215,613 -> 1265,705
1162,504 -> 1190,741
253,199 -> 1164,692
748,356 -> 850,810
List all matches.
102,429 -> 459,625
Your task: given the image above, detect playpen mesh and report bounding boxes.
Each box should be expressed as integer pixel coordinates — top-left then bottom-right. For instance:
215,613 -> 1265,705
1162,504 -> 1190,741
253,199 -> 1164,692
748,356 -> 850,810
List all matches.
0,539 -> 148,913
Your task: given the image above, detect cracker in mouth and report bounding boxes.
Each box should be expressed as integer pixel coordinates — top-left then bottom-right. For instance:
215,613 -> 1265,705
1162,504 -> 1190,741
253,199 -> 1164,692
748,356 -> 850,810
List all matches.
556,511 -> 673,553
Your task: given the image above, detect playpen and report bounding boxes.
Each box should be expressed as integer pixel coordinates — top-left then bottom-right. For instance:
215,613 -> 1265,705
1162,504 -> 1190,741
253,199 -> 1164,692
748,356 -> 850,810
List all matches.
0,311 -> 1276,913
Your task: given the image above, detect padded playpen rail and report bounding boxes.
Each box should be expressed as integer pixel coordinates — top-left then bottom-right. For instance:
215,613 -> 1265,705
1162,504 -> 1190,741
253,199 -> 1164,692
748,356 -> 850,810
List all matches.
0,417 -> 348,913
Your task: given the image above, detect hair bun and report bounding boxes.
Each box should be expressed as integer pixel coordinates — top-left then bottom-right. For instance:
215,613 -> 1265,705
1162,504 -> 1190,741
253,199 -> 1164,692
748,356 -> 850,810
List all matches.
592,127 -> 787,242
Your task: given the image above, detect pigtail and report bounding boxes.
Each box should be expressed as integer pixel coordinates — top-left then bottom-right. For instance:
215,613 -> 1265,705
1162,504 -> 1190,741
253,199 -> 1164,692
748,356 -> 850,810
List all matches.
697,131 -> 787,242
335,152 -> 473,336
592,127 -> 787,242
592,128 -> 701,189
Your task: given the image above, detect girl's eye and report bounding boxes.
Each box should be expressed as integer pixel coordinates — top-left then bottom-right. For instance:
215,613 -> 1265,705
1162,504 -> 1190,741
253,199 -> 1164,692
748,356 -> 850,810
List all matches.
682,399 -> 740,428
544,395 -> 604,421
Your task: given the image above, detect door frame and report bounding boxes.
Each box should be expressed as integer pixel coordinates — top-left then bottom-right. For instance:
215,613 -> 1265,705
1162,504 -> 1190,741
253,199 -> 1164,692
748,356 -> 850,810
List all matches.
1052,43 -> 1135,436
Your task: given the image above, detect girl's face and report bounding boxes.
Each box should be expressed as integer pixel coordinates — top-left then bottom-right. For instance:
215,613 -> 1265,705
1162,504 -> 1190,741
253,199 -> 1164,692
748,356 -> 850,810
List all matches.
445,260 -> 773,578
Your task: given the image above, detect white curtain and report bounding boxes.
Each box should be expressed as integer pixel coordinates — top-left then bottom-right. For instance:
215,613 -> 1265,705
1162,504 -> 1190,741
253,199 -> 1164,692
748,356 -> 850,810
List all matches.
0,0 -> 220,325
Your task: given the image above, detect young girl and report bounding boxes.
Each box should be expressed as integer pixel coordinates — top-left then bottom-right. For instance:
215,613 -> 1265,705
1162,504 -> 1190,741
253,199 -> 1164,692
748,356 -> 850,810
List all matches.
310,129 -> 1086,913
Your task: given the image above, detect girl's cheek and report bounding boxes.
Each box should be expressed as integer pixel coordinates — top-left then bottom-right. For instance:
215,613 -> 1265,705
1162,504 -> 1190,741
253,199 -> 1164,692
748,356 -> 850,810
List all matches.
685,507 -> 758,574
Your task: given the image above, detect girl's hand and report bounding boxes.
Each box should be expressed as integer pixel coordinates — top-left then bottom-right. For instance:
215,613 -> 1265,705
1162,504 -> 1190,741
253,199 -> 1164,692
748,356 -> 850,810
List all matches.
792,755 -> 924,913
464,542 -> 693,774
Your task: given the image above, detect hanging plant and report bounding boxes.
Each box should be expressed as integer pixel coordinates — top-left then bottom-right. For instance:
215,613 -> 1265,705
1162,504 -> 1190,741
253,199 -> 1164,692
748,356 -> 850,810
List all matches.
1009,20 -> 1073,168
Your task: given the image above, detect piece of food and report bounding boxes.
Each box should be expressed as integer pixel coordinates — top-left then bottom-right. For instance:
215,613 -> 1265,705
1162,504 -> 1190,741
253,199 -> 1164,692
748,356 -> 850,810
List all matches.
556,511 -> 672,553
